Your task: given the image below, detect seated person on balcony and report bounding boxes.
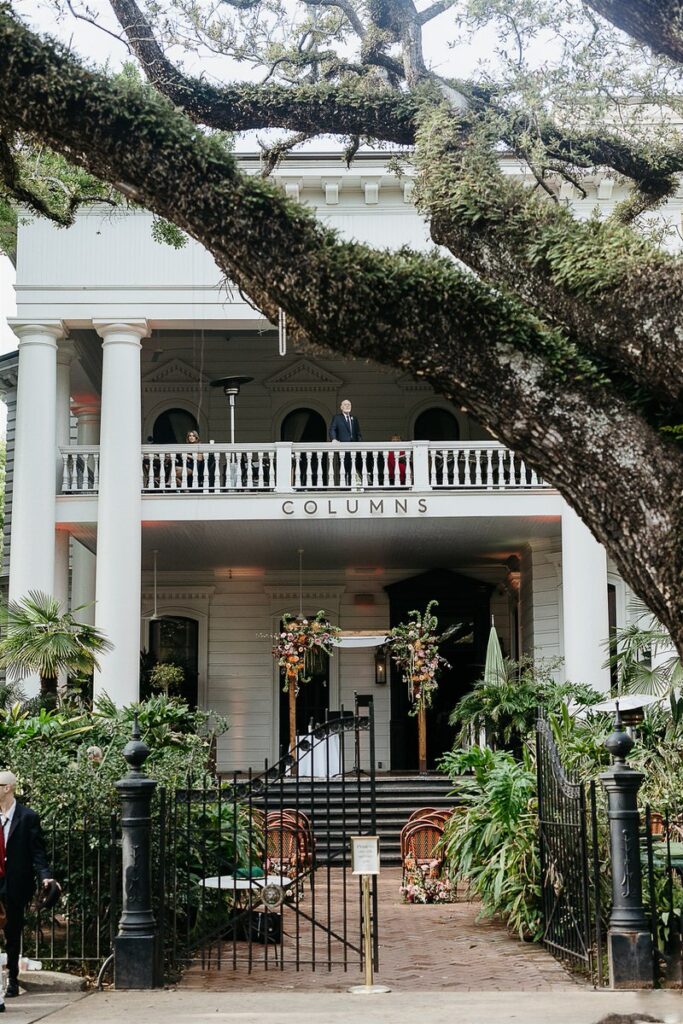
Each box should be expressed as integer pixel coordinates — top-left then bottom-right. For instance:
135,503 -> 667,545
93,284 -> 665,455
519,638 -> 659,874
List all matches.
329,400 -> 362,485
387,435 -> 407,485
175,430 -> 205,488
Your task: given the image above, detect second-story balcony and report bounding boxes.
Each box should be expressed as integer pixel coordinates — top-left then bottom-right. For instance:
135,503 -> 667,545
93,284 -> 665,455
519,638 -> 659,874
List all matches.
60,441 -> 549,496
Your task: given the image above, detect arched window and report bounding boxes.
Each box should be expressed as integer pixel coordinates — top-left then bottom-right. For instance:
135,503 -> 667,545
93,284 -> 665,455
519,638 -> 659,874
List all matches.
413,408 -> 460,442
148,615 -> 199,708
280,408 -> 327,442
152,408 -> 199,444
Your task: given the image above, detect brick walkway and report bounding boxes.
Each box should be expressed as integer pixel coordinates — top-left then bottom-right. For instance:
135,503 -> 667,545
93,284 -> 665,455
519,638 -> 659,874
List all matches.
180,868 -> 577,991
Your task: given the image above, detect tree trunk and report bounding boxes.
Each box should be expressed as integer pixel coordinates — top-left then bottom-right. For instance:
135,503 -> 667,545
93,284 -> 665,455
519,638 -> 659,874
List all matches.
40,673 -> 58,710
417,704 -> 427,774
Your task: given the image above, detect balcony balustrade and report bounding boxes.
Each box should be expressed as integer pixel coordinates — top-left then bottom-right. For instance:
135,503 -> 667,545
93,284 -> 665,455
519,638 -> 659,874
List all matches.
59,441 -> 548,495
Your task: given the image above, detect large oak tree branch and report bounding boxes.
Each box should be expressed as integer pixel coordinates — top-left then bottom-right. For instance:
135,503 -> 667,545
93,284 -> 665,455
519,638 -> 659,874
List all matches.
107,0 -> 418,141
1,8 -> 683,649
415,108 -> 683,407
108,0 -> 683,189
583,0 -> 683,64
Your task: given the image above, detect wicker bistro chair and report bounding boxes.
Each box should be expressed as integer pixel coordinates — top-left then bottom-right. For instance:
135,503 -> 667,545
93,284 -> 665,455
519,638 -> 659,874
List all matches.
405,807 -> 453,829
401,818 -> 445,884
266,809 -> 315,862
264,811 -> 315,883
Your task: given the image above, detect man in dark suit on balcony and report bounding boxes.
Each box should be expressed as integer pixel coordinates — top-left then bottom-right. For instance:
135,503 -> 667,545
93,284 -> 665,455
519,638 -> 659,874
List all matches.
329,400 -> 363,485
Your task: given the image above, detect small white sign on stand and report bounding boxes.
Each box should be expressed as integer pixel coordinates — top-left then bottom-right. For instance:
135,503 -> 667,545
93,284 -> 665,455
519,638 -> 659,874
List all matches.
349,836 -> 390,995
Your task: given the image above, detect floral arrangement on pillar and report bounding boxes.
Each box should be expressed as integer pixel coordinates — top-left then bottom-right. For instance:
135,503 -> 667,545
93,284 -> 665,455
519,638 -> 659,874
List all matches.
272,610 -> 341,760
388,601 -> 453,773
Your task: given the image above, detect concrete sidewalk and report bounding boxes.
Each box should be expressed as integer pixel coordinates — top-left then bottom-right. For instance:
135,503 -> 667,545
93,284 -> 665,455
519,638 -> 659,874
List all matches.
30,989 -> 683,1024
0,991 -> 85,1024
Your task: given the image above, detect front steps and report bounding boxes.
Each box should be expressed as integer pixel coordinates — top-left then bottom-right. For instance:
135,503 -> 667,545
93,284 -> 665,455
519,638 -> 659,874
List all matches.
255,774 -> 457,866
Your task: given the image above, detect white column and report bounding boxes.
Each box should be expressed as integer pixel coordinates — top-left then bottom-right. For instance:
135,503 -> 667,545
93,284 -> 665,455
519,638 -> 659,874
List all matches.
72,400 -> 101,446
55,340 -> 76,482
54,341 -> 76,622
8,322 -> 63,603
561,502 -> 611,692
54,530 -> 70,612
70,400 -> 100,625
93,320 -> 148,705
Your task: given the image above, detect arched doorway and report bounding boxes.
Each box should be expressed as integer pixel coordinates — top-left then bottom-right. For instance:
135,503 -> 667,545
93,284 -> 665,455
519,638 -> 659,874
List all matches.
281,408 -> 328,487
152,408 -> 199,443
413,407 -> 460,441
280,408 -> 327,442
148,615 -> 199,707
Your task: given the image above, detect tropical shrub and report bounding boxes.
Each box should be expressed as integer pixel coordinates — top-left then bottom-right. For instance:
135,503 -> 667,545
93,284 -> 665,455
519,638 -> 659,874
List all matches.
439,746 -> 542,940
0,694 -> 228,816
0,591 -> 112,708
449,656 -> 602,752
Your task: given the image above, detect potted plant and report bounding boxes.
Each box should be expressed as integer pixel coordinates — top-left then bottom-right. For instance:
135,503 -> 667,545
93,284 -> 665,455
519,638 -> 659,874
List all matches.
148,661 -> 185,697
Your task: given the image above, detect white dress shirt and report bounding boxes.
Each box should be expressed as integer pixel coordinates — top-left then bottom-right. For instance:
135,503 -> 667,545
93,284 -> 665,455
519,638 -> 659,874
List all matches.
1,799 -> 16,847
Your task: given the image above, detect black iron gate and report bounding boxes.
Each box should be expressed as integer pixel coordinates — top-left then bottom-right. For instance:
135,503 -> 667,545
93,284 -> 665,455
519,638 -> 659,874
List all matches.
158,696 -> 378,977
536,715 -> 604,984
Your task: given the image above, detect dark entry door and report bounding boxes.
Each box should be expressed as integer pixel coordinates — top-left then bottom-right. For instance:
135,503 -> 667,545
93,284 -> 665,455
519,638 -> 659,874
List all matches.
385,569 -> 492,770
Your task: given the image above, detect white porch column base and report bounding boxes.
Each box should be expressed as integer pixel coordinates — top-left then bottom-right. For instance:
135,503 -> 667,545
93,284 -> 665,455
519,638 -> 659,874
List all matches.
93,320 -> 148,705
561,502 -> 611,692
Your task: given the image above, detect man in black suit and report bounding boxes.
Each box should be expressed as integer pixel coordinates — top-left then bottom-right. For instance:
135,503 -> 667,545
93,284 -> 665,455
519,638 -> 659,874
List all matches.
0,771 -> 55,998
329,400 -> 363,485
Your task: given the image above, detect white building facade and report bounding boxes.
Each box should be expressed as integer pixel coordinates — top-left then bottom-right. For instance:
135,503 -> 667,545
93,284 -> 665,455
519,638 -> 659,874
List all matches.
2,152 -> 647,774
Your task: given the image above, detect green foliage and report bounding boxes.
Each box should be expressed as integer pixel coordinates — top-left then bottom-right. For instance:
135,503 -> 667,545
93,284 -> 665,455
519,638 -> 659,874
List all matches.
151,216 -> 188,249
0,694 -> 228,817
0,591 -> 113,708
449,655 -> 602,750
148,661 -> 185,695
439,746 -> 542,940
608,613 -> 683,697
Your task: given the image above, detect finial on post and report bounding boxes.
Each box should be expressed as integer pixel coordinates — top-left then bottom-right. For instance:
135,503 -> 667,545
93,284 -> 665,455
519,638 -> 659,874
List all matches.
604,701 -> 635,765
122,711 -> 150,773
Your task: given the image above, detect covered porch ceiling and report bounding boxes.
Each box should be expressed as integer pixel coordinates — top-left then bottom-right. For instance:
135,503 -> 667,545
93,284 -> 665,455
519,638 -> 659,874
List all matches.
69,515 -> 561,574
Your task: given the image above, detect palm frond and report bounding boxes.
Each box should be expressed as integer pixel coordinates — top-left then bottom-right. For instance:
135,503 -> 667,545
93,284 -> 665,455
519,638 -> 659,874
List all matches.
0,591 -> 114,683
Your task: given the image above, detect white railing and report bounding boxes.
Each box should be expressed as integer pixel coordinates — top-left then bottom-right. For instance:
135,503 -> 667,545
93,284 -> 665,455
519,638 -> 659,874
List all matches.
58,442 -> 549,495
290,443 -> 413,490
428,444 -> 543,489
61,446 -> 100,493
140,444 -> 276,492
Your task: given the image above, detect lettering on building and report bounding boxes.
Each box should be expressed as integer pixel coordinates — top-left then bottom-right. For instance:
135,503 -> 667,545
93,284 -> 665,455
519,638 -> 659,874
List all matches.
280,498 -> 429,517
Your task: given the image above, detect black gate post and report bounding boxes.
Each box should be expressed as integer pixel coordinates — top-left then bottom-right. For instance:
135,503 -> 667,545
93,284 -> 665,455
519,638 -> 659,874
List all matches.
114,714 -> 161,988
600,710 -> 653,989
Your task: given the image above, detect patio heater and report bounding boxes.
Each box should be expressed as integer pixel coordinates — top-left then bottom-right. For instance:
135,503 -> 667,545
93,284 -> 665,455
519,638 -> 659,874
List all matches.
209,376 -> 254,444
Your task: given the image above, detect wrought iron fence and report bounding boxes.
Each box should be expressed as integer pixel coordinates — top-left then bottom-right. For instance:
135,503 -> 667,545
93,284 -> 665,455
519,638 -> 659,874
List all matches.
536,715 -> 605,985
21,809 -> 120,977
157,700 -> 378,979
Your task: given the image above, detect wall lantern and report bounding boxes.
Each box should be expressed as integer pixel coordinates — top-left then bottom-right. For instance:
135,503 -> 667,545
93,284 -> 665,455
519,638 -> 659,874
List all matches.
374,646 -> 388,685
